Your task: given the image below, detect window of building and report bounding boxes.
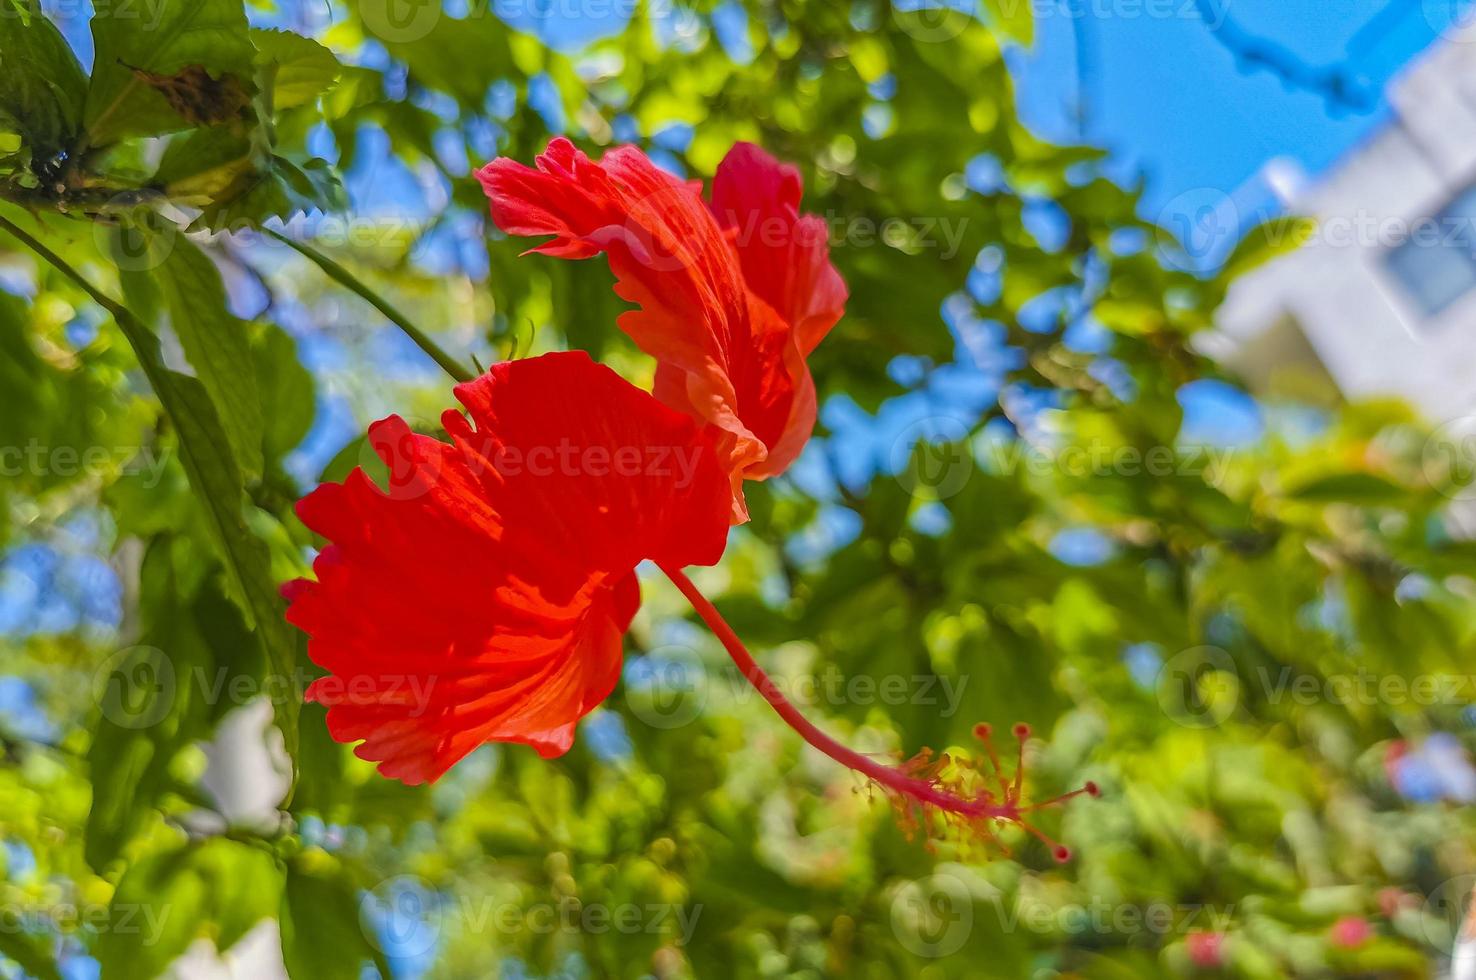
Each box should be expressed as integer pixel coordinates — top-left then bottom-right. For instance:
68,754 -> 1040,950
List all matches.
1385,184 -> 1476,318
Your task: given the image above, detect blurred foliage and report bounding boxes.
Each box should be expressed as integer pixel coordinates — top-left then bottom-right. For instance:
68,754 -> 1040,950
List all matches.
0,0 -> 1474,978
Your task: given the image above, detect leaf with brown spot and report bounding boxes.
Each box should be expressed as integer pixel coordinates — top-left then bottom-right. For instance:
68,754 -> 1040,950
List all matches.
82,0 -> 254,144
123,63 -> 251,127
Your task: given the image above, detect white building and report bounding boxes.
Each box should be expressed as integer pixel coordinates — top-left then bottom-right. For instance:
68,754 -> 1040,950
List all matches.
1211,36 -> 1476,971
1211,26 -> 1476,425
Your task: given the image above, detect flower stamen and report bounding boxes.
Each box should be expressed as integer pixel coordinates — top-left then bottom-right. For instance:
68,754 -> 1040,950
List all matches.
661,564 -> 1099,859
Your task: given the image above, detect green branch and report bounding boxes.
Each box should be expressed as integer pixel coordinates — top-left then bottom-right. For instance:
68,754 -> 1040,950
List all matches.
265,228 -> 475,383
0,213 -> 140,328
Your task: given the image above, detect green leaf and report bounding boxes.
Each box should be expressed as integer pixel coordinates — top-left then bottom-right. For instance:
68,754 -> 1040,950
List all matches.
0,1 -> 87,157
983,0 -> 1033,45
153,125 -> 344,230
86,536 -> 266,870
252,28 -> 340,110
377,12 -> 513,107
162,372 -> 300,762
85,639 -> 183,871
125,231 -> 264,480
154,127 -> 256,205
83,0 -> 255,146
1282,471 -> 1411,505
284,702 -> 350,819
0,930 -> 61,980
190,153 -> 345,231
95,847 -> 209,980
1219,215 -> 1316,284
0,287 -> 47,450
847,34 -> 889,84
252,321 -> 316,463
213,843 -> 285,951
95,839 -> 283,980
281,857 -> 391,980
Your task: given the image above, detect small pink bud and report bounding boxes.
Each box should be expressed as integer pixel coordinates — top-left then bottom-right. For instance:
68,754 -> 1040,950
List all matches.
1329,915 -> 1372,949
1186,931 -> 1225,969
1377,887 -> 1415,918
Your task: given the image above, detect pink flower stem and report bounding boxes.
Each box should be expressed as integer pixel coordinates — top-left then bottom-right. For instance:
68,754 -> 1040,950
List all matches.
659,563 -> 1017,821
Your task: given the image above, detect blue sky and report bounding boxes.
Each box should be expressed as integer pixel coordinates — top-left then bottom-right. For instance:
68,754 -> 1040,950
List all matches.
1014,0 -> 1470,222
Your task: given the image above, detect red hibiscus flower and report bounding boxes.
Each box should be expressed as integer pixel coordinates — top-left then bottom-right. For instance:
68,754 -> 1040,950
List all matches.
476,138 -> 846,521
285,351 -> 729,784
290,141 -> 1091,854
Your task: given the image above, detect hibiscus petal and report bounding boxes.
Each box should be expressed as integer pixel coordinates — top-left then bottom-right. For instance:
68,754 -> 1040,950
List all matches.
478,139 -> 835,517
286,351 -> 730,784
710,142 -> 847,356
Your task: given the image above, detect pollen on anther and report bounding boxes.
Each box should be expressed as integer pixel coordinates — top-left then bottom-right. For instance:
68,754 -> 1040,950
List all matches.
870,720 -> 1100,862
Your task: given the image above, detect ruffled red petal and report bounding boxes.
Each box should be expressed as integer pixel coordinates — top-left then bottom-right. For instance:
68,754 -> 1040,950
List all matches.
477,138 -> 845,519
285,351 -> 730,784
710,142 -> 847,356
